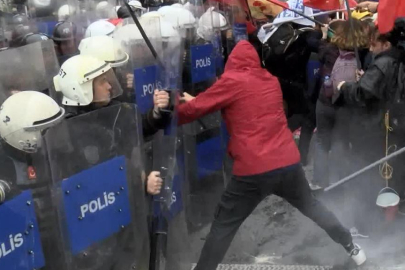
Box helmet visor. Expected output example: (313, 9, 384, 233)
(92, 69, 123, 103)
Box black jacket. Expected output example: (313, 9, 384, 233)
(339, 47, 405, 157)
(142, 108, 171, 139)
(341, 47, 404, 105)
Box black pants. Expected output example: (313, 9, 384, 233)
(194, 165, 352, 270)
(287, 104, 316, 166)
(314, 100, 337, 186)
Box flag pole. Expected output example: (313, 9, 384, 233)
(344, 0, 362, 69)
(264, 0, 327, 26)
(263, 8, 352, 29)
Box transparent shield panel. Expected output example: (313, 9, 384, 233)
(147, 2, 229, 270)
(0, 120, 64, 270)
(113, 16, 163, 104)
(44, 103, 150, 270)
(0, 40, 60, 103)
(182, 0, 222, 135)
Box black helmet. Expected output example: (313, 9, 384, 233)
(52, 21, 76, 43)
(9, 24, 32, 47)
(11, 14, 29, 26)
(22, 33, 50, 45)
(117, 6, 132, 19)
(389, 18, 405, 47)
(116, 5, 142, 19)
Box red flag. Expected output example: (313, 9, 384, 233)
(210, 0, 287, 33)
(303, 0, 356, 11)
(248, 0, 287, 20)
(264, 0, 288, 9)
(377, 0, 405, 34)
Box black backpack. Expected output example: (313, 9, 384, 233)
(262, 23, 297, 58)
(262, 23, 314, 79)
(262, 23, 313, 61)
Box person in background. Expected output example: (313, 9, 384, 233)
(320, 19, 370, 189)
(335, 20, 405, 236)
(312, 20, 345, 190)
(322, 19, 371, 237)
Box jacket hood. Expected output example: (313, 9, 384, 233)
(225, 40, 262, 72)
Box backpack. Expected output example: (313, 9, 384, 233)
(329, 51, 357, 98)
(262, 23, 313, 80)
(262, 23, 314, 59)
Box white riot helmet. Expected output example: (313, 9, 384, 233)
(0, 91, 65, 153)
(85, 20, 115, 38)
(58, 5, 75, 21)
(140, 13, 180, 40)
(53, 55, 123, 106)
(128, 0, 145, 10)
(157, 6, 196, 29)
(96, 1, 114, 18)
(78, 36, 129, 67)
(199, 7, 228, 30)
(197, 7, 228, 41)
(171, 3, 183, 9)
(32, 0, 52, 9)
(96, 1, 109, 11)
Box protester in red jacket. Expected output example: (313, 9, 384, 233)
(179, 41, 300, 176)
(176, 40, 366, 269)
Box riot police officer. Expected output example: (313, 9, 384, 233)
(53, 21, 78, 64)
(0, 91, 65, 269)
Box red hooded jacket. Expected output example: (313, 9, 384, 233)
(178, 41, 300, 176)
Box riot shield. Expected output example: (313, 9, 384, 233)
(0, 136, 62, 270)
(221, 0, 249, 56)
(2, 0, 63, 48)
(0, 39, 59, 103)
(113, 16, 163, 107)
(179, 0, 228, 233)
(150, 12, 183, 208)
(114, 13, 182, 208)
(53, 0, 117, 65)
(0, 42, 64, 270)
(43, 103, 150, 270)
(115, 9, 191, 270)
(197, 3, 228, 75)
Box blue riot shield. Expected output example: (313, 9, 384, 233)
(181, 0, 228, 231)
(0, 40, 64, 270)
(43, 103, 150, 270)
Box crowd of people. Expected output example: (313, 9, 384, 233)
(0, 0, 404, 269)
(307, 2, 405, 239)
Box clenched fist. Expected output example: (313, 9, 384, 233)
(147, 171, 163, 195)
(126, 74, 134, 89)
(154, 90, 170, 110)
